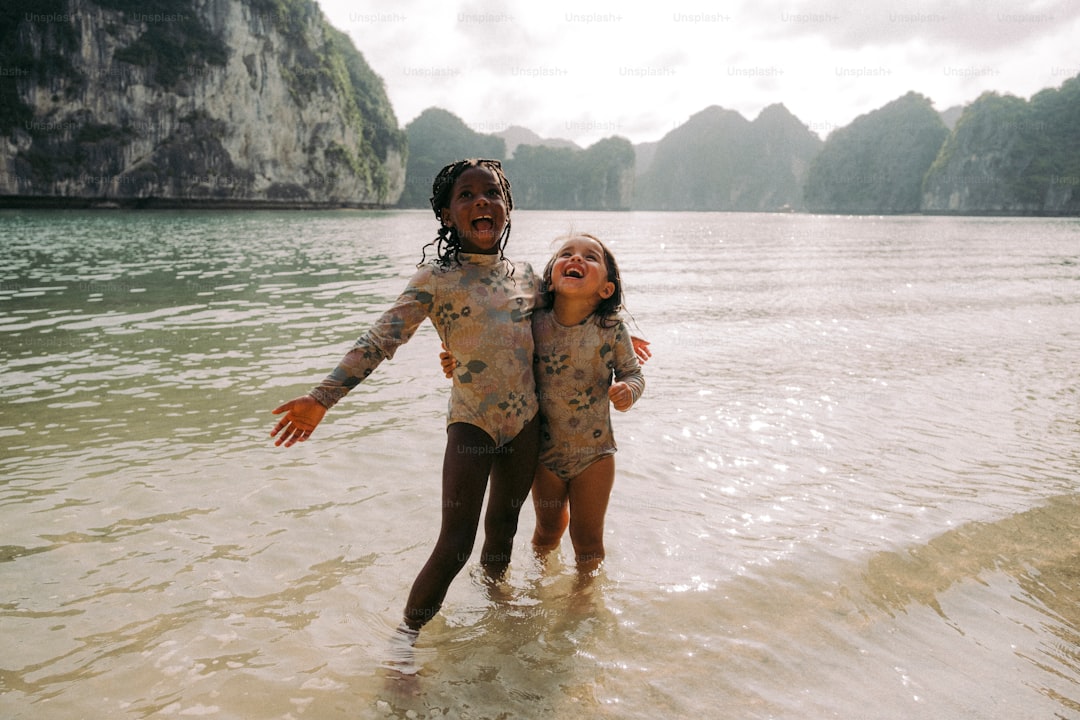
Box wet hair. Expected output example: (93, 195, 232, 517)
(420, 158, 514, 271)
(541, 232, 625, 329)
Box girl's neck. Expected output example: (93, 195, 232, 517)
(551, 295, 600, 326)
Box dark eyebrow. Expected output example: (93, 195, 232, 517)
(455, 179, 501, 192)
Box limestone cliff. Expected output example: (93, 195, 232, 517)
(1, 0, 406, 207)
(803, 92, 948, 214)
(507, 137, 635, 211)
(633, 104, 821, 212)
(922, 78, 1080, 215)
(397, 107, 505, 208)
(397, 107, 634, 211)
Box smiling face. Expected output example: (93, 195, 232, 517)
(438, 166, 509, 254)
(547, 235, 616, 303)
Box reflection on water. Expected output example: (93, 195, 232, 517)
(865, 494, 1080, 716)
(865, 494, 1080, 617)
(1, 210, 1079, 719)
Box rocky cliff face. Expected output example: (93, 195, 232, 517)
(633, 104, 821, 212)
(398, 106, 634, 211)
(803, 92, 948, 214)
(920, 93, 1037, 214)
(922, 80, 1080, 215)
(507, 137, 636, 211)
(397, 107, 506, 208)
(1, 0, 406, 207)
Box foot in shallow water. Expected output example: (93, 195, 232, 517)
(472, 563, 516, 603)
(380, 623, 420, 676)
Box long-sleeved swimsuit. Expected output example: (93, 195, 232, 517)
(532, 309, 645, 480)
(310, 252, 541, 447)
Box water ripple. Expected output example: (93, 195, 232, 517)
(2, 210, 1079, 719)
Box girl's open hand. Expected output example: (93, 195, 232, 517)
(271, 396, 327, 447)
(609, 382, 634, 412)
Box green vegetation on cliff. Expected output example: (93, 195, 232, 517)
(0, 1, 79, 134)
(98, 0, 228, 87)
(398, 108, 506, 207)
(399, 107, 635, 210)
(1022, 77, 1080, 208)
(922, 76, 1080, 214)
(1023, 81, 1080, 184)
(2, 0, 405, 206)
(804, 92, 948, 214)
(634, 104, 821, 211)
(506, 137, 635, 210)
(246, 0, 404, 199)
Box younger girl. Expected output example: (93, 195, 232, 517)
(270, 159, 541, 635)
(529, 233, 645, 572)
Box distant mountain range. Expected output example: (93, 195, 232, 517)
(804, 92, 950, 214)
(400, 109, 633, 211)
(402, 71, 1080, 215)
(401, 103, 821, 212)
(2, 0, 1077, 214)
(632, 103, 821, 212)
(496, 126, 580, 158)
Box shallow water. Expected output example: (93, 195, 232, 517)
(1, 209, 1078, 719)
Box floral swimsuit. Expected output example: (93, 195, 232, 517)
(310, 252, 540, 447)
(532, 309, 645, 480)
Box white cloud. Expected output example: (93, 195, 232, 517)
(318, 0, 1080, 144)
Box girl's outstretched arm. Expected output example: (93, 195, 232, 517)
(270, 396, 328, 447)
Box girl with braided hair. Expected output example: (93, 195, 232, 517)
(270, 159, 542, 643)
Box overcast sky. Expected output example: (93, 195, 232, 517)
(316, 0, 1080, 146)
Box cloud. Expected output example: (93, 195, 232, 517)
(750, 0, 1080, 52)
(319, 0, 1080, 144)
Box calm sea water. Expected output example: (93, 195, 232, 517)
(1, 209, 1078, 719)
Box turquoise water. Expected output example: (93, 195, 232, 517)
(1, 209, 1079, 718)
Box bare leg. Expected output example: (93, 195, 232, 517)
(402, 422, 494, 630)
(567, 455, 616, 574)
(480, 413, 540, 576)
(531, 462, 569, 556)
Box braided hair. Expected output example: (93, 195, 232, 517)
(420, 158, 514, 271)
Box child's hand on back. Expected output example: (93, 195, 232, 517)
(609, 382, 634, 412)
(439, 343, 457, 379)
(630, 336, 651, 364)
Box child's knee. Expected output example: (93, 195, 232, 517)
(533, 510, 568, 542)
(434, 532, 476, 569)
(572, 534, 605, 565)
(569, 527, 605, 558)
(485, 505, 523, 538)
(531, 523, 562, 547)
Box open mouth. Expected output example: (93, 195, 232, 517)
(471, 216, 494, 232)
(563, 267, 584, 278)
